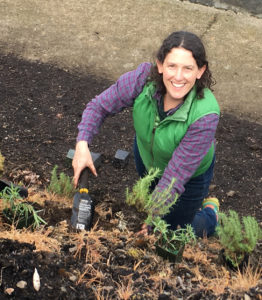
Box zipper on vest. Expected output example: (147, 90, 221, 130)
(150, 116, 160, 165)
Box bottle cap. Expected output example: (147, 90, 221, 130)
(79, 188, 89, 194)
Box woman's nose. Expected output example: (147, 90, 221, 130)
(173, 68, 183, 80)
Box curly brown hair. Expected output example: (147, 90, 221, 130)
(148, 31, 216, 99)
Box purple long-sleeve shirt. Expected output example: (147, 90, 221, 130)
(77, 62, 219, 198)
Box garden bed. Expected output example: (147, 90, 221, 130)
(0, 53, 261, 299)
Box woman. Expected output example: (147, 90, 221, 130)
(73, 31, 220, 237)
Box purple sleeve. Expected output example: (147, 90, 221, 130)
(77, 62, 151, 143)
(153, 113, 219, 201)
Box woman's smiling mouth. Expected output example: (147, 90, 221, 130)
(171, 82, 185, 88)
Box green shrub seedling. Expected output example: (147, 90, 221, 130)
(126, 169, 196, 257)
(126, 168, 179, 222)
(216, 210, 262, 268)
(0, 184, 46, 229)
(49, 165, 76, 197)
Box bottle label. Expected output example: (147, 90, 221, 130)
(76, 223, 85, 230)
(77, 199, 92, 224)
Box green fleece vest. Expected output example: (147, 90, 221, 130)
(133, 82, 220, 177)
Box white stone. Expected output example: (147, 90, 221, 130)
(16, 280, 27, 289)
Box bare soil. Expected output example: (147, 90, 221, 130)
(0, 54, 262, 299)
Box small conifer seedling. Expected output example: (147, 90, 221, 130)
(216, 210, 262, 268)
(126, 169, 196, 261)
(48, 165, 76, 197)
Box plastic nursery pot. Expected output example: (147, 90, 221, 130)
(0, 179, 28, 198)
(219, 249, 249, 272)
(155, 239, 185, 263)
(2, 208, 35, 229)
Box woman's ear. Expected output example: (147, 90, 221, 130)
(197, 64, 206, 79)
(156, 59, 163, 74)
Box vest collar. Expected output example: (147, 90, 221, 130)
(169, 86, 197, 122)
(147, 82, 197, 122)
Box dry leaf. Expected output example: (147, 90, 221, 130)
(5, 288, 14, 295)
(227, 190, 236, 197)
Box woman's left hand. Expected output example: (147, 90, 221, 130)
(136, 223, 149, 236)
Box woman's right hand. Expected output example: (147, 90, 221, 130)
(72, 141, 97, 188)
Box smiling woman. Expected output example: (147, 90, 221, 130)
(150, 31, 214, 102)
(156, 47, 206, 110)
(73, 30, 220, 238)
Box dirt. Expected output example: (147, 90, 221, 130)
(0, 54, 262, 299)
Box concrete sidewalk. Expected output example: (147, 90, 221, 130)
(0, 0, 261, 123)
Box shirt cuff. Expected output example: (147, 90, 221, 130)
(76, 131, 92, 144)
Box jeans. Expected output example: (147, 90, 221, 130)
(133, 137, 217, 237)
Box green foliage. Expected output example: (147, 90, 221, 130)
(0, 151, 5, 174)
(152, 216, 196, 253)
(48, 165, 76, 197)
(151, 217, 169, 239)
(126, 168, 178, 222)
(126, 168, 160, 212)
(1, 183, 21, 208)
(126, 169, 196, 253)
(216, 210, 262, 267)
(0, 184, 47, 229)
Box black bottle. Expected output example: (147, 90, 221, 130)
(71, 168, 94, 230)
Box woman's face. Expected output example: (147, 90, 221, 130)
(156, 47, 206, 104)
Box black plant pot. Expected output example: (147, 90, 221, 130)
(219, 249, 249, 272)
(155, 240, 185, 263)
(3, 208, 35, 229)
(0, 179, 28, 198)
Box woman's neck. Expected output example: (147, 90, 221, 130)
(163, 94, 184, 112)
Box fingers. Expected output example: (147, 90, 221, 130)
(89, 163, 97, 177)
(73, 168, 81, 188)
(73, 164, 97, 188)
(141, 223, 148, 231)
(72, 157, 83, 188)
(72, 141, 97, 188)
(135, 223, 149, 236)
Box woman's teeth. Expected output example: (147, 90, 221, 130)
(172, 82, 185, 88)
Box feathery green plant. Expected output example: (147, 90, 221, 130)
(1, 183, 21, 208)
(0, 184, 46, 229)
(126, 168, 160, 212)
(48, 165, 76, 197)
(126, 168, 178, 224)
(216, 210, 262, 267)
(126, 168, 196, 253)
(152, 216, 196, 252)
